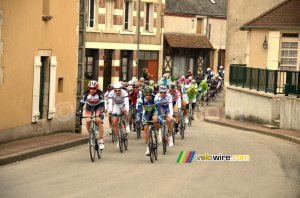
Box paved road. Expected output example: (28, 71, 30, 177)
(1, 113, 300, 197)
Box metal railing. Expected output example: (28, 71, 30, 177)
(229, 65, 300, 97)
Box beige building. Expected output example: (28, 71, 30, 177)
(163, 0, 227, 78)
(85, 0, 164, 91)
(225, 0, 285, 82)
(225, 0, 300, 131)
(0, 0, 79, 143)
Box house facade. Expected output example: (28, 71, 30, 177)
(163, 0, 227, 78)
(0, 0, 79, 143)
(85, 0, 164, 91)
(240, 0, 300, 71)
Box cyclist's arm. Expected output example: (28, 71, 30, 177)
(79, 90, 88, 110)
(168, 95, 173, 117)
(155, 96, 161, 117)
(136, 99, 143, 121)
(177, 93, 182, 109)
(124, 96, 129, 112)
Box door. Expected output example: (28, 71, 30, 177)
(103, 53, 112, 92)
(148, 60, 158, 82)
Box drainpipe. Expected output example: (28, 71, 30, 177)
(137, 0, 141, 78)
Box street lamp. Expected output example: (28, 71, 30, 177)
(263, 36, 268, 49)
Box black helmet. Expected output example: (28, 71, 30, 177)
(144, 87, 153, 94)
(107, 84, 113, 90)
(170, 84, 176, 90)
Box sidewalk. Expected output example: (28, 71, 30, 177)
(0, 132, 89, 166)
(202, 106, 300, 145)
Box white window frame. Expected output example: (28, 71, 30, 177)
(123, 0, 133, 31)
(105, 0, 114, 30)
(279, 35, 299, 70)
(87, 0, 98, 29)
(144, 3, 154, 33)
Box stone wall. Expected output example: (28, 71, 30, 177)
(280, 97, 300, 131)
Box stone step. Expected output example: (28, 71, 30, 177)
(262, 124, 279, 129)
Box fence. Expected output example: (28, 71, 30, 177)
(229, 65, 300, 97)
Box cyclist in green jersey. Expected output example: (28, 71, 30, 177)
(186, 85, 198, 120)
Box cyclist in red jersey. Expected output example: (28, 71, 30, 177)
(128, 83, 142, 131)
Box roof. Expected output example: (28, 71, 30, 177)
(165, 0, 227, 17)
(240, 0, 300, 30)
(164, 33, 213, 49)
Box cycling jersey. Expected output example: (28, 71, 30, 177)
(154, 93, 173, 117)
(186, 87, 198, 102)
(199, 80, 209, 93)
(108, 90, 129, 114)
(128, 90, 142, 106)
(168, 90, 181, 108)
(80, 89, 105, 107)
(137, 95, 161, 124)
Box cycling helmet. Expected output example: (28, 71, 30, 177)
(191, 79, 196, 84)
(144, 87, 153, 94)
(107, 84, 113, 90)
(207, 68, 211, 72)
(188, 76, 193, 80)
(219, 66, 223, 69)
(149, 80, 154, 86)
(215, 73, 219, 78)
(127, 86, 133, 91)
(170, 84, 176, 90)
(132, 77, 138, 83)
(153, 84, 159, 91)
(140, 77, 145, 82)
(114, 82, 122, 89)
(158, 80, 165, 86)
(132, 83, 139, 88)
(88, 80, 99, 88)
(181, 75, 185, 79)
(144, 80, 150, 85)
(159, 85, 168, 92)
(128, 80, 133, 85)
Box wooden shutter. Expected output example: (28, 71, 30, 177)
(197, 18, 202, 34)
(267, 31, 280, 70)
(48, 56, 57, 119)
(149, 4, 154, 32)
(32, 56, 42, 122)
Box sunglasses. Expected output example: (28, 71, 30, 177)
(145, 94, 152, 96)
(160, 92, 166, 94)
(114, 90, 121, 92)
(89, 88, 97, 90)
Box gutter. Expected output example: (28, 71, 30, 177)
(137, 0, 141, 78)
(240, 26, 300, 31)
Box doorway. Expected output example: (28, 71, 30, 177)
(103, 50, 112, 92)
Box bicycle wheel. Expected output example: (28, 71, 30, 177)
(162, 124, 167, 155)
(137, 124, 141, 139)
(153, 129, 158, 160)
(206, 92, 211, 105)
(124, 126, 128, 150)
(172, 122, 175, 144)
(180, 117, 185, 140)
(111, 128, 115, 143)
(188, 108, 192, 126)
(95, 138, 101, 159)
(89, 131, 96, 162)
(119, 128, 123, 153)
(149, 128, 154, 163)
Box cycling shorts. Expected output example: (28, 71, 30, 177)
(142, 109, 158, 125)
(111, 103, 125, 117)
(86, 104, 103, 116)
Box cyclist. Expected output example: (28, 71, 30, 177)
(138, 77, 145, 85)
(168, 83, 181, 133)
(206, 68, 214, 81)
(199, 80, 209, 105)
(137, 87, 161, 155)
(108, 82, 130, 148)
(155, 85, 173, 146)
(128, 83, 142, 131)
(218, 66, 225, 78)
(79, 80, 105, 149)
(153, 83, 159, 95)
(104, 84, 114, 134)
(186, 84, 198, 120)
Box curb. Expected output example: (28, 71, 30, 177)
(204, 118, 300, 145)
(0, 137, 89, 166)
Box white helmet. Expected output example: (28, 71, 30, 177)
(132, 77, 137, 83)
(140, 77, 144, 82)
(114, 82, 122, 89)
(128, 80, 133, 85)
(207, 68, 211, 72)
(219, 66, 223, 69)
(88, 80, 99, 89)
(184, 84, 190, 89)
(215, 73, 219, 78)
(188, 76, 193, 80)
(127, 86, 133, 91)
(181, 75, 185, 79)
(191, 79, 196, 84)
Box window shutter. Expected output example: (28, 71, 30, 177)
(149, 4, 154, 32)
(267, 31, 280, 70)
(48, 56, 57, 119)
(32, 56, 42, 122)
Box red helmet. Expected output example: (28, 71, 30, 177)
(88, 80, 99, 88)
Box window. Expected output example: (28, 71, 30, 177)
(280, 42, 298, 67)
(145, 3, 154, 32)
(196, 18, 203, 34)
(106, 0, 114, 29)
(173, 56, 187, 77)
(85, 57, 94, 79)
(87, 0, 95, 28)
(124, 1, 133, 31)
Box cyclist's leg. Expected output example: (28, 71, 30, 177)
(122, 105, 130, 132)
(173, 105, 179, 131)
(112, 104, 122, 137)
(95, 105, 104, 139)
(132, 106, 137, 130)
(85, 105, 94, 133)
(182, 100, 187, 116)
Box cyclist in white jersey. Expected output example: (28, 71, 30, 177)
(108, 82, 130, 148)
